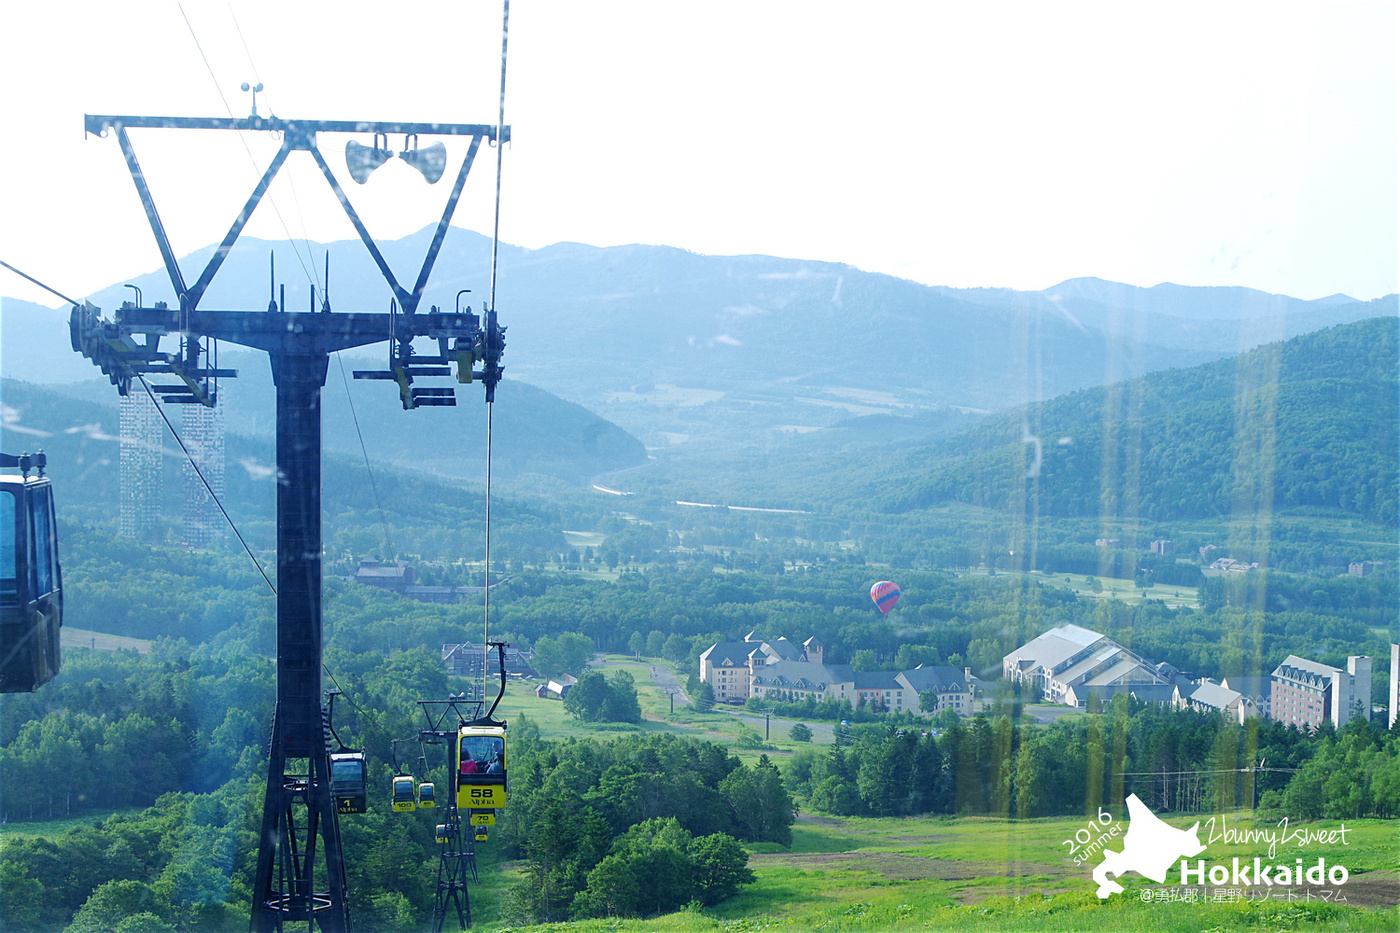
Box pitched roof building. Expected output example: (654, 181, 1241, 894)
(1221, 675, 1272, 719)
(1002, 624, 1173, 706)
(699, 634, 826, 705)
(749, 659, 853, 698)
(1062, 682, 1177, 709)
(1177, 679, 1259, 724)
(354, 559, 415, 593)
(703, 636, 979, 715)
(442, 643, 537, 678)
(897, 665, 975, 716)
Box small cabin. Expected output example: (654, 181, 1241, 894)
(391, 775, 417, 812)
(329, 752, 368, 814)
(456, 724, 507, 810)
(1, 453, 62, 693)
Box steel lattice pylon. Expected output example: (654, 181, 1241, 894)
(71, 111, 506, 933)
(414, 695, 485, 932)
(431, 808, 478, 931)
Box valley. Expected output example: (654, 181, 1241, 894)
(2, 238, 1396, 932)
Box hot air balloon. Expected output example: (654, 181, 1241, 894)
(870, 580, 901, 615)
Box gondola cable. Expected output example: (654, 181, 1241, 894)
(334, 352, 395, 557)
(322, 663, 371, 719)
(136, 375, 277, 595)
(481, 0, 510, 699)
(0, 259, 82, 307)
(482, 403, 494, 697)
(0, 261, 275, 596)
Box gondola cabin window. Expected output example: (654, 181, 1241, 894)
(459, 735, 505, 774)
(331, 757, 363, 788)
(29, 487, 54, 598)
(2, 490, 16, 605)
(391, 775, 417, 813)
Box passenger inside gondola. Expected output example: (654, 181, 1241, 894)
(331, 757, 365, 790)
(460, 735, 505, 774)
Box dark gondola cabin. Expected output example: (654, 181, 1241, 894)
(418, 781, 436, 808)
(1, 452, 61, 693)
(456, 724, 506, 809)
(329, 751, 368, 814)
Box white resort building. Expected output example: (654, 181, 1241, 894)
(1002, 624, 1175, 706)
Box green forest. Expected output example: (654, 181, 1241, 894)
(785, 697, 1399, 821)
(867, 316, 1399, 524)
(3, 639, 1397, 931)
(0, 645, 790, 930)
(613, 317, 1399, 536)
(2, 317, 1397, 931)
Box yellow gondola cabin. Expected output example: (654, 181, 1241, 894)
(391, 775, 417, 812)
(456, 723, 506, 810)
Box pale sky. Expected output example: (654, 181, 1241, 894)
(1, 1, 1396, 309)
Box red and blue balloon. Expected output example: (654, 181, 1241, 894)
(869, 580, 901, 615)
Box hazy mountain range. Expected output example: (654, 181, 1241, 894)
(5, 228, 1393, 451)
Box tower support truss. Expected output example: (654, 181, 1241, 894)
(71, 112, 508, 933)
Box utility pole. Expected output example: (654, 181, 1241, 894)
(71, 111, 507, 932)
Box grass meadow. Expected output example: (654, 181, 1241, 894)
(471, 812, 1398, 932)
(6, 657, 1393, 932)
(471, 669, 1397, 930)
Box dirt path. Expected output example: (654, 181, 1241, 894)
(646, 663, 691, 708)
(746, 849, 1075, 895)
(739, 712, 835, 744)
(62, 627, 152, 654)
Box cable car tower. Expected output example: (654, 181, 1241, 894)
(393, 641, 509, 931)
(69, 95, 509, 931)
(411, 692, 486, 931)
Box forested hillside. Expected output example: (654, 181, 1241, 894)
(4, 371, 647, 490)
(39, 537, 1398, 709)
(860, 317, 1398, 524)
(2, 561, 1395, 929)
(0, 642, 783, 929)
(0, 377, 610, 559)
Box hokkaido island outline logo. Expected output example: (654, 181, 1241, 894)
(1088, 794, 1351, 898)
(1093, 794, 1205, 897)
